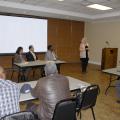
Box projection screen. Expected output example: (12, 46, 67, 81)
(0, 15, 48, 54)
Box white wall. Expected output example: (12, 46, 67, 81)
(85, 20, 120, 65)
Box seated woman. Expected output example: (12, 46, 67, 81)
(14, 47, 26, 63)
(14, 47, 30, 81)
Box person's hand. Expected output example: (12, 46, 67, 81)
(23, 61, 29, 64)
(85, 48, 89, 50)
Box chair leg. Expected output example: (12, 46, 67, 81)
(18, 72, 21, 83)
(11, 71, 14, 79)
(33, 70, 35, 79)
(79, 111, 81, 120)
(41, 68, 45, 77)
(80, 111, 82, 120)
(91, 107, 95, 120)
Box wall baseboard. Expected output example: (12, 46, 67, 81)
(89, 61, 101, 65)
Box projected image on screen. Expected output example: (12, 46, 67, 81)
(0, 15, 47, 54)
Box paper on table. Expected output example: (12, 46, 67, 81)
(77, 84, 87, 92)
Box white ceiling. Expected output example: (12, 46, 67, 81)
(0, 0, 120, 21)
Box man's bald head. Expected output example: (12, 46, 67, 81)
(44, 61, 58, 76)
(0, 66, 6, 79)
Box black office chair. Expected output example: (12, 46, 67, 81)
(0, 111, 38, 120)
(52, 98, 77, 120)
(76, 85, 100, 120)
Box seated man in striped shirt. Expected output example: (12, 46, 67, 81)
(0, 66, 20, 118)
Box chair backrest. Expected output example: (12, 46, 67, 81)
(0, 111, 37, 120)
(52, 98, 76, 120)
(80, 85, 100, 109)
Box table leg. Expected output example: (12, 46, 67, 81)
(41, 67, 45, 77)
(105, 75, 115, 95)
(18, 68, 26, 82)
(57, 64, 60, 73)
(22, 70, 26, 81)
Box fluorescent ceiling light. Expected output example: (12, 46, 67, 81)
(58, 0, 64, 1)
(87, 4, 112, 10)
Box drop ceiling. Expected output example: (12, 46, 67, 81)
(0, 0, 120, 21)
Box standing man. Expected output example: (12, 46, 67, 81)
(45, 45, 58, 61)
(26, 45, 38, 61)
(0, 66, 20, 119)
(79, 37, 89, 73)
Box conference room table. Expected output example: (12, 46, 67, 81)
(14, 60, 66, 82)
(102, 67, 120, 95)
(19, 76, 90, 102)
